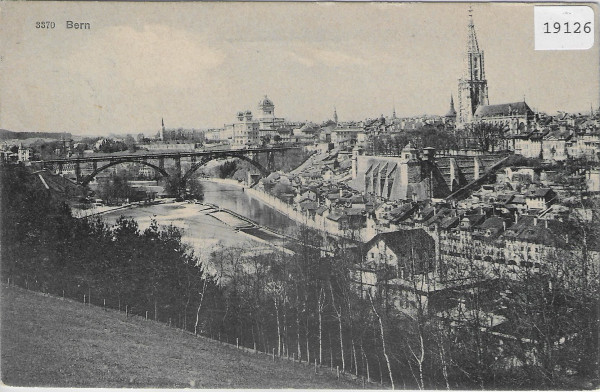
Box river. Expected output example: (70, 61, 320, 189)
(100, 180, 299, 269)
(200, 181, 299, 236)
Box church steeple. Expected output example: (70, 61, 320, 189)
(446, 94, 457, 118)
(458, 6, 489, 127)
(160, 117, 165, 141)
(466, 6, 480, 54)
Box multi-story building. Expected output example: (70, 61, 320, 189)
(17, 144, 32, 162)
(331, 126, 365, 147)
(568, 131, 600, 161)
(220, 96, 285, 146)
(541, 129, 571, 161)
(224, 110, 260, 147)
(256, 96, 285, 140)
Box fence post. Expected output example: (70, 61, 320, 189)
(62, 290, 65, 299)
(169, 318, 172, 327)
(337, 366, 340, 379)
(126, 305, 128, 318)
(88, 288, 91, 306)
(145, 311, 148, 320)
(272, 348, 275, 361)
(103, 299, 106, 310)
(236, 338, 239, 349)
(83, 294, 86, 304)
(314, 358, 317, 374)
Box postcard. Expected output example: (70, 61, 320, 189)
(1, 1, 599, 390)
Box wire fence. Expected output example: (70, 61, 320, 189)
(3, 277, 384, 389)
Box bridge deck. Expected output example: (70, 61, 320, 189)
(36, 146, 298, 164)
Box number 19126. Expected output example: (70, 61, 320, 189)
(544, 21, 591, 34)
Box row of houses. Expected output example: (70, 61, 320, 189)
(511, 128, 600, 161)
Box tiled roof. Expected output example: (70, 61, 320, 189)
(527, 188, 553, 198)
(365, 229, 435, 259)
(474, 101, 534, 118)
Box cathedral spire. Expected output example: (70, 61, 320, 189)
(457, 6, 489, 126)
(466, 6, 480, 53)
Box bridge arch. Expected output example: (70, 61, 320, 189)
(181, 153, 270, 185)
(81, 160, 169, 186)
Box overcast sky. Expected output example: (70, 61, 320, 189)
(1, 2, 598, 136)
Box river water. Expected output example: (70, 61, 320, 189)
(200, 181, 299, 236)
(100, 181, 299, 269)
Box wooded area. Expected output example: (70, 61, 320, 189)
(1, 164, 598, 389)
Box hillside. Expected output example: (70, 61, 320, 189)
(0, 285, 360, 388)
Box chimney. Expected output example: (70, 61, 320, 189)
(339, 188, 343, 198)
(534, 217, 538, 226)
(502, 221, 506, 231)
(544, 220, 548, 229)
(514, 211, 519, 223)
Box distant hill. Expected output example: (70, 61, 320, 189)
(0, 129, 72, 141)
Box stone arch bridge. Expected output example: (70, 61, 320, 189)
(37, 147, 296, 193)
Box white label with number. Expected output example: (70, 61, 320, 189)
(535, 6, 595, 50)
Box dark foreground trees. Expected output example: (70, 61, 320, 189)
(1, 165, 217, 331)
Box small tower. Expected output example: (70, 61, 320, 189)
(392, 106, 397, 120)
(258, 95, 275, 117)
(160, 118, 165, 141)
(333, 107, 338, 125)
(445, 94, 457, 125)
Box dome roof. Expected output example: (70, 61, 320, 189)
(245, 110, 252, 115)
(259, 95, 274, 107)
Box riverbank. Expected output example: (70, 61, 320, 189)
(200, 178, 370, 241)
(72, 199, 175, 219)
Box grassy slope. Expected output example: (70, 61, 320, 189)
(1, 285, 360, 388)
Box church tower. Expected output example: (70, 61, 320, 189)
(333, 107, 338, 124)
(445, 94, 457, 125)
(457, 7, 489, 126)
